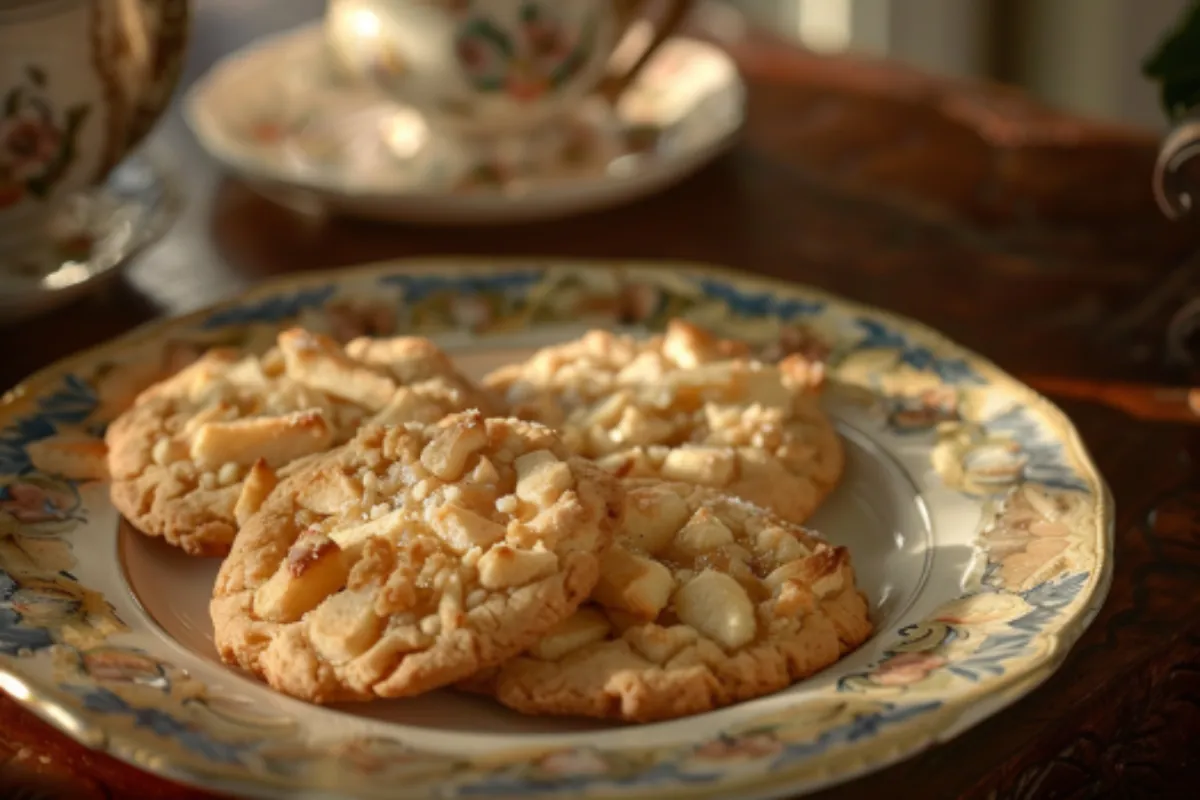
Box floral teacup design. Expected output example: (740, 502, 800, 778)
(325, 0, 694, 167)
(0, 0, 188, 256)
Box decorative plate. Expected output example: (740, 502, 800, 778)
(0, 259, 1111, 799)
(184, 24, 745, 224)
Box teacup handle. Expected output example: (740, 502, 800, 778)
(600, 0, 697, 102)
(124, 0, 192, 154)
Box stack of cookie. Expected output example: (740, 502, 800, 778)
(108, 321, 871, 723)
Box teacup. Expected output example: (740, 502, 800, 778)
(325, 0, 695, 166)
(0, 0, 189, 260)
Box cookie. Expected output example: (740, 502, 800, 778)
(474, 480, 871, 722)
(210, 412, 622, 703)
(485, 321, 842, 524)
(106, 328, 494, 556)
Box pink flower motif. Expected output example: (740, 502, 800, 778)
(526, 22, 568, 59)
(505, 63, 549, 102)
(457, 38, 486, 70)
(82, 648, 167, 687)
(248, 120, 287, 145)
(0, 109, 61, 182)
(694, 733, 783, 761)
(0, 480, 77, 525)
(536, 749, 609, 777)
(869, 651, 948, 686)
(888, 387, 960, 432)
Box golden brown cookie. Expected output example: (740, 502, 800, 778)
(105, 328, 494, 556)
(474, 480, 871, 722)
(485, 321, 842, 524)
(210, 412, 622, 703)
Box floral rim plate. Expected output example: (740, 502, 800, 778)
(184, 24, 745, 224)
(0, 258, 1111, 799)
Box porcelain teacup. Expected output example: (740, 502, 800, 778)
(0, 0, 189, 264)
(325, 0, 695, 168)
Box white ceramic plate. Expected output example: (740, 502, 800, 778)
(184, 24, 746, 225)
(0, 258, 1112, 799)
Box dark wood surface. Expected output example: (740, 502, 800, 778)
(2, 2, 1199, 798)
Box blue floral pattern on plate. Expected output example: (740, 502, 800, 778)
(853, 318, 986, 385)
(0, 260, 1110, 800)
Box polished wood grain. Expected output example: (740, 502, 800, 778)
(2, 2, 1199, 799)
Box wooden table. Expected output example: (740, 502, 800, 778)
(2, 2, 1198, 798)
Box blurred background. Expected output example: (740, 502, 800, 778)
(190, 0, 1189, 130)
(733, 0, 1186, 129)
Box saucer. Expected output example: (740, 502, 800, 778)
(0, 154, 181, 324)
(184, 23, 746, 225)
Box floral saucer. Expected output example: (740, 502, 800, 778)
(0, 259, 1111, 799)
(0, 155, 181, 324)
(184, 24, 746, 224)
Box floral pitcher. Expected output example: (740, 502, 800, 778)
(0, 0, 189, 258)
